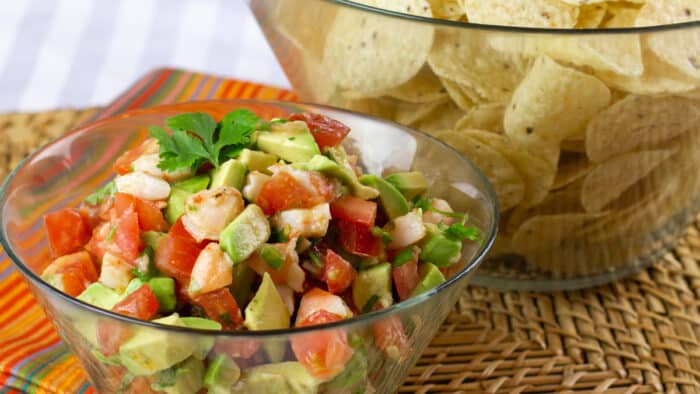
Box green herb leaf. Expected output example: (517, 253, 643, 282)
(361, 294, 380, 313)
(152, 109, 259, 171)
(106, 225, 116, 242)
(371, 226, 393, 244)
(309, 251, 324, 268)
(392, 247, 415, 267)
(444, 223, 481, 241)
(85, 181, 116, 205)
(260, 244, 284, 270)
(219, 312, 233, 327)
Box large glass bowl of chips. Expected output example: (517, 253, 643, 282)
(249, 0, 700, 290)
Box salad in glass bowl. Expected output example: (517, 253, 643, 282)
(3, 101, 497, 393)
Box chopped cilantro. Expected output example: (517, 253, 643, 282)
(220, 312, 233, 327)
(361, 294, 379, 313)
(371, 226, 393, 244)
(444, 223, 481, 241)
(260, 244, 284, 270)
(414, 197, 467, 220)
(105, 225, 116, 242)
(85, 181, 116, 205)
(150, 109, 261, 171)
(392, 247, 415, 267)
(309, 251, 324, 268)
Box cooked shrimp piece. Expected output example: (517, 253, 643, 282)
(114, 171, 171, 201)
(422, 198, 457, 225)
(388, 210, 426, 250)
(181, 186, 244, 242)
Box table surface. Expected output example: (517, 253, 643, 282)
(0, 0, 290, 113)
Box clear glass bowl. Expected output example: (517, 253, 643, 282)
(0, 100, 498, 393)
(248, 0, 700, 290)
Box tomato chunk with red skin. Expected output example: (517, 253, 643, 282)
(372, 315, 409, 361)
(330, 196, 377, 227)
(392, 253, 420, 301)
(154, 234, 201, 283)
(323, 249, 356, 294)
(115, 192, 168, 232)
(113, 140, 154, 175)
(112, 201, 143, 262)
(98, 285, 159, 356)
(169, 217, 210, 249)
(43, 251, 98, 296)
(255, 171, 332, 215)
(44, 208, 92, 257)
(335, 219, 382, 257)
(191, 288, 243, 330)
(289, 113, 351, 149)
(291, 310, 353, 380)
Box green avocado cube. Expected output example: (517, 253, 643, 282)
(239, 148, 277, 174)
(359, 174, 409, 219)
(204, 354, 240, 394)
(166, 175, 210, 224)
(77, 283, 122, 310)
(142, 231, 165, 251)
(256, 120, 320, 163)
(245, 273, 290, 331)
(353, 263, 393, 312)
(210, 159, 247, 190)
(149, 277, 176, 313)
(152, 357, 205, 394)
(410, 263, 446, 297)
(420, 233, 462, 267)
(181, 317, 222, 360)
(384, 171, 428, 200)
(234, 362, 319, 394)
(119, 314, 195, 376)
(297, 154, 378, 200)
(173, 175, 211, 193)
(220, 204, 271, 264)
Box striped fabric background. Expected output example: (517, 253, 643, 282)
(0, 69, 296, 393)
(0, 0, 290, 113)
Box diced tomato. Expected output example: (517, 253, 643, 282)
(213, 339, 261, 359)
(112, 284, 160, 319)
(112, 202, 143, 261)
(255, 171, 332, 215)
(289, 113, 351, 149)
(372, 315, 409, 361)
(392, 250, 420, 301)
(191, 288, 243, 330)
(97, 285, 159, 356)
(323, 249, 355, 294)
(330, 196, 377, 227)
(169, 217, 209, 249)
(115, 192, 168, 232)
(154, 234, 201, 282)
(113, 139, 155, 175)
(291, 309, 353, 380)
(245, 240, 306, 293)
(43, 251, 98, 296)
(78, 199, 112, 230)
(335, 220, 382, 257)
(44, 208, 92, 257)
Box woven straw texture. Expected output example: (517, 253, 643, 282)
(2, 108, 700, 394)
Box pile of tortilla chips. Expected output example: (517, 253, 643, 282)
(274, 0, 700, 278)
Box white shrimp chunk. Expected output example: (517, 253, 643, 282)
(388, 209, 426, 250)
(115, 171, 171, 201)
(99, 252, 134, 293)
(181, 186, 244, 242)
(422, 198, 457, 225)
(242, 171, 271, 202)
(271, 203, 331, 238)
(131, 153, 192, 182)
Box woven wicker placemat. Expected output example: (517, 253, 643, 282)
(3, 109, 700, 394)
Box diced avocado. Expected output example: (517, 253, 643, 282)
(233, 362, 319, 394)
(173, 175, 211, 193)
(149, 277, 176, 313)
(142, 231, 165, 251)
(384, 171, 428, 200)
(420, 232, 462, 267)
(119, 313, 195, 376)
(410, 263, 446, 297)
(327, 334, 367, 390)
(256, 120, 320, 163)
(298, 155, 377, 201)
(166, 175, 211, 224)
(245, 273, 290, 331)
(91, 348, 121, 366)
(152, 357, 205, 394)
(230, 263, 256, 307)
(180, 317, 221, 360)
(204, 354, 240, 394)
(239, 148, 278, 174)
(325, 147, 381, 200)
(359, 174, 410, 219)
(166, 188, 191, 224)
(77, 282, 122, 310)
(210, 159, 247, 190)
(353, 262, 393, 312)
(123, 278, 146, 296)
(220, 204, 271, 264)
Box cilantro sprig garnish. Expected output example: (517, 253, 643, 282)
(443, 223, 481, 242)
(150, 109, 263, 171)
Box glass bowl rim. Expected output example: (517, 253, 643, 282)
(325, 0, 700, 34)
(0, 99, 499, 338)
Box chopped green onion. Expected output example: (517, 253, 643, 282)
(371, 226, 392, 244)
(309, 251, 324, 268)
(260, 244, 284, 270)
(361, 294, 380, 313)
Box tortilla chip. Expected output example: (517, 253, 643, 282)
(387, 66, 448, 103)
(463, 0, 578, 28)
(455, 104, 505, 133)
